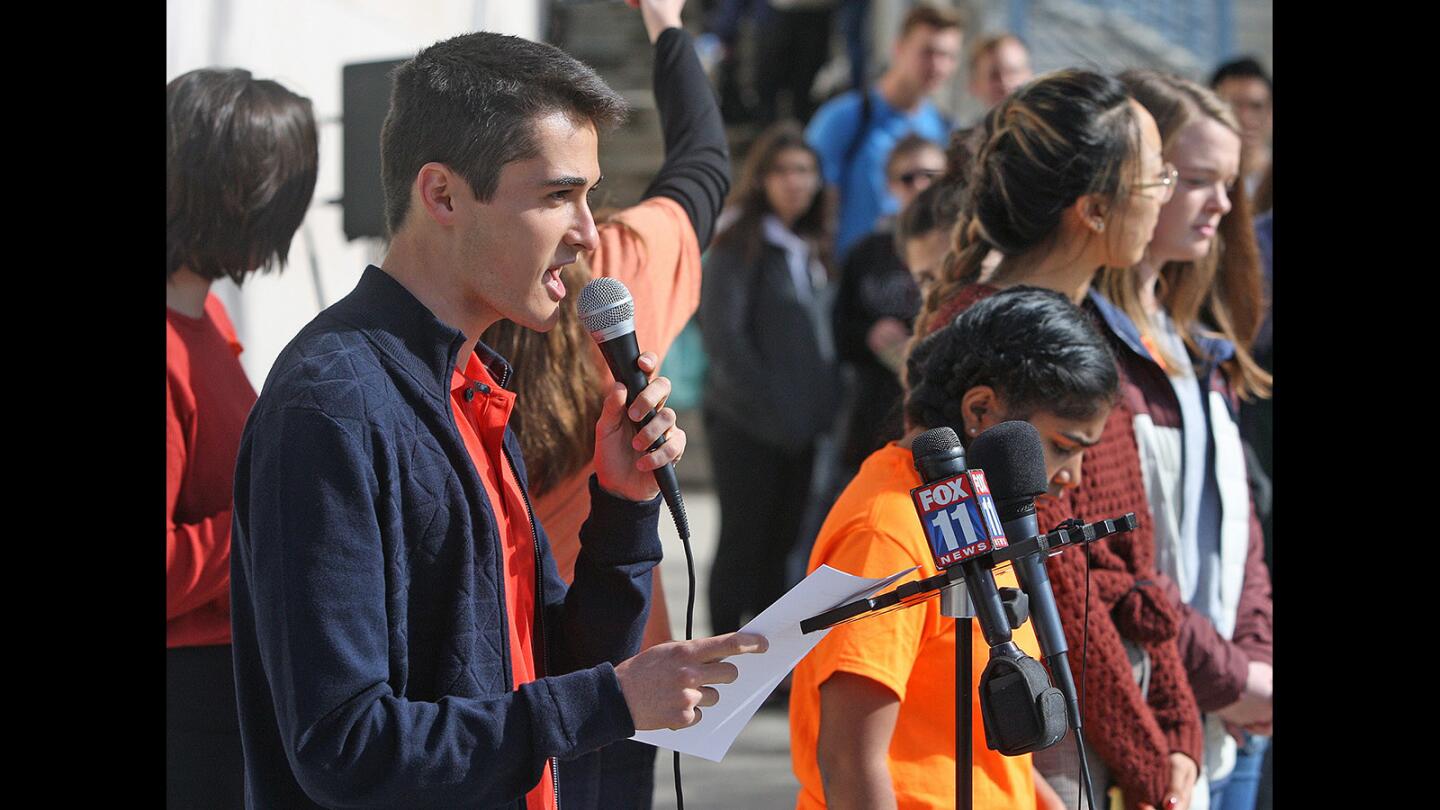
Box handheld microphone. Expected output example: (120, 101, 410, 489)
(577, 277, 689, 539)
(967, 422, 1083, 732)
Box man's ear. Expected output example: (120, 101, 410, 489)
(959, 385, 1005, 438)
(415, 162, 460, 226)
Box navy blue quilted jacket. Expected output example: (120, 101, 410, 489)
(230, 266, 663, 809)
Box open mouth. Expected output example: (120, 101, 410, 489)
(543, 266, 567, 301)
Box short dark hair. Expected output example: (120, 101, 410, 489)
(905, 286, 1119, 431)
(167, 68, 318, 285)
(898, 4, 964, 40)
(381, 32, 629, 236)
(1209, 57, 1272, 93)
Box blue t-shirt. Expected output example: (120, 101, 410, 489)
(805, 87, 951, 260)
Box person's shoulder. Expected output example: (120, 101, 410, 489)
(813, 447, 926, 560)
(807, 90, 865, 140)
(254, 313, 386, 422)
(913, 100, 952, 133)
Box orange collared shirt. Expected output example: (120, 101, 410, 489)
(450, 353, 556, 810)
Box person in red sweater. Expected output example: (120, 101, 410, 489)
(914, 70, 1206, 810)
(166, 67, 318, 809)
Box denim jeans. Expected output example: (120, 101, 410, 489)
(1209, 733, 1271, 810)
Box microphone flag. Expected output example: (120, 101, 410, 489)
(910, 470, 1007, 568)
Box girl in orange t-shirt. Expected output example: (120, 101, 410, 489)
(791, 287, 1120, 810)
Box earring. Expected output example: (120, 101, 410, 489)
(968, 427, 979, 435)
(1093, 219, 1106, 233)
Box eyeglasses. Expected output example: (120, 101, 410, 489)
(1132, 163, 1178, 203)
(895, 169, 942, 187)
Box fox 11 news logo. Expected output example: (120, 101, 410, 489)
(910, 470, 1007, 568)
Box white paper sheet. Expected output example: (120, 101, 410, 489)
(631, 563, 917, 761)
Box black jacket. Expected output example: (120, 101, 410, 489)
(699, 236, 842, 452)
(231, 266, 662, 808)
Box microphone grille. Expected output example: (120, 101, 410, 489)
(577, 277, 635, 333)
(967, 421, 1048, 501)
(912, 426, 961, 460)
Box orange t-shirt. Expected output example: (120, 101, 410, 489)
(790, 443, 1041, 810)
(450, 354, 555, 810)
(533, 195, 701, 650)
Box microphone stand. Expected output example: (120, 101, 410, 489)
(941, 583, 976, 810)
(800, 513, 1138, 810)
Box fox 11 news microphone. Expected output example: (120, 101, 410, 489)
(908, 426, 1067, 776)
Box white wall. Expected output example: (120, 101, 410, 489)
(167, 0, 543, 388)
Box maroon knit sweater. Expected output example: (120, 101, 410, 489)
(926, 284, 1204, 809)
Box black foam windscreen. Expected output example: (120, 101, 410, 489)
(342, 58, 406, 241)
(968, 421, 1048, 504)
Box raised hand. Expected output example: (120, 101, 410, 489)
(627, 0, 686, 44)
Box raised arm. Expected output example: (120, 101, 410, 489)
(636, 0, 731, 248)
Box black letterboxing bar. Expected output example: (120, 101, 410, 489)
(799, 513, 1138, 635)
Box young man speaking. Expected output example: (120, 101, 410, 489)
(228, 6, 765, 807)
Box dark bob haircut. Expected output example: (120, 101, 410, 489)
(167, 68, 318, 285)
(381, 32, 629, 236)
(905, 286, 1119, 432)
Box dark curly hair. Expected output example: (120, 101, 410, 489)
(904, 286, 1118, 436)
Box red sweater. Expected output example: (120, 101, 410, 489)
(167, 294, 256, 648)
(925, 284, 1204, 809)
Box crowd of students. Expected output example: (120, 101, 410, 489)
(167, 2, 1272, 807)
(698, 5, 1274, 810)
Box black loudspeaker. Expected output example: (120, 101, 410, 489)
(342, 58, 405, 241)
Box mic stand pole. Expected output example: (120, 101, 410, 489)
(940, 583, 975, 810)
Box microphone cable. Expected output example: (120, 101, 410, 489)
(1075, 538, 1095, 810)
(673, 503, 695, 810)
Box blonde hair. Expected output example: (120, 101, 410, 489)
(1100, 70, 1271, 400)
